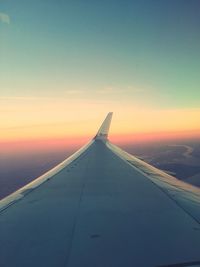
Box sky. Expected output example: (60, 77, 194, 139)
(1, 0, 200, 149)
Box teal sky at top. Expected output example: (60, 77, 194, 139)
(1, 0, 200, 108)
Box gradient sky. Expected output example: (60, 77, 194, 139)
(1, 0, 200, 145)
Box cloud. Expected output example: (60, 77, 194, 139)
(0, 12, 10, 24)
(97, 86, 145, 95)
(97, 87, 115, 94)
(0, 96, 42, 100)
(66, 90, 83, 95)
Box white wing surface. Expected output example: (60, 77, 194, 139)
(1, 113, 200, 267)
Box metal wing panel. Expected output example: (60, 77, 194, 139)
(107, 141, 200, 223)
(0, 140, 94, 213)
(1, 141, 200, 267)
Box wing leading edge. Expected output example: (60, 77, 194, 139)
(1, 113, 200, 267)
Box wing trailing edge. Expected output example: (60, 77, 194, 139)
(95, 112, 113, 141)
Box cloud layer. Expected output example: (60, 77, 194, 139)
(0, 12, 10, 24)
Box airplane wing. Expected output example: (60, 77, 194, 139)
(1, 113, 200, 267)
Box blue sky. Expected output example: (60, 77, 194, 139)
(1, 0, 200, 107)
(1, 0, 200, 143)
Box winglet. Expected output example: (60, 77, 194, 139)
(95, 112, 113, 141)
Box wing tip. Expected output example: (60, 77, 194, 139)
(95, 112, 113, 141)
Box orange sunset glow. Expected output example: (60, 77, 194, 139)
(1, 96, 200, 155)
(1, 97, 200, 143)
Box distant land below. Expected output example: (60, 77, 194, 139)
(0, 138, 200, 200)
(122, 139, 200, 188)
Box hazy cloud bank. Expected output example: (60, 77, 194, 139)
(0, 12, 10, 24)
